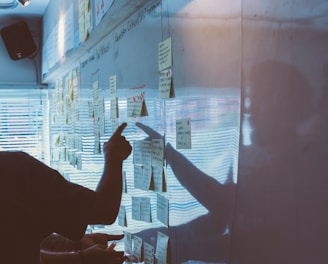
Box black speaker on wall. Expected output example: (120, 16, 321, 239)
(0, 21, 36, 60)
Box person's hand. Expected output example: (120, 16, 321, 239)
(80, 233, 124, 250)
(104, 122, 132, 161)
(81, 244, 126, 264)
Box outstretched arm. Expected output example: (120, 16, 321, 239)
(41, 233, 124, 252)
(89, 123, 132, 224)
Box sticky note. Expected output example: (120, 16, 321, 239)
(132, 196, 141, 221)
(124, 232, 133, 255)
(141, 165, 152, 191)
(110, 97, 119, 119)
(109, 75, 117, 97)
(127, 91, 148, 117)
(144, 242, 154, 264)
(133, 140, 143, 165)
(152, 166, 166, 192)
(176, 118, 192, 149)
(157, 193, 169, 226)
(92, 79, 99, 101)
(140, 197, 152, 223)
(159, 68, 174, 99)
(133, 235, 143, 261)
(151, 139, 164, 166)
(134, 165, 143, 190)
(142, 140, 152, 166)
(155, 232, 169, 264)
(133, 140, 152, 165)
(158, 37, 172, 71)
(127, 96, 134, 118)
(118, 205, 127, 227)
(134, 165, 152, 191)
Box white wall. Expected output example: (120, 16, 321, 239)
(231, 1, 328, 263)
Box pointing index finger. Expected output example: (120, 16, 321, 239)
(113, 122, 127, 137)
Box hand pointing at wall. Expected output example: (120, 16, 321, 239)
(92, 122, 132, 224)
(103, 122, 132, 161)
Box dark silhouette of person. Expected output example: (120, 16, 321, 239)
(0, 123, 132, 264)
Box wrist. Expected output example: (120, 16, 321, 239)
(104, 159, 123, 169)
(106, 154, 125, 163)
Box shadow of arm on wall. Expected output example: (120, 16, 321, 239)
(134, 122, 236, 263)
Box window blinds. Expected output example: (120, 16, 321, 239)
(0, 88, 50, 164)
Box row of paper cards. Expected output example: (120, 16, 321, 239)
(124, 231, 169, 264)
(51, 113, 192, 164)
(118, 192, 169, 227)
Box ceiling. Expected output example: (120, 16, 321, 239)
(0, 0, 49, 20)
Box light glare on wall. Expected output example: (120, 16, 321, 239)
(57, 12, 65, 59)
